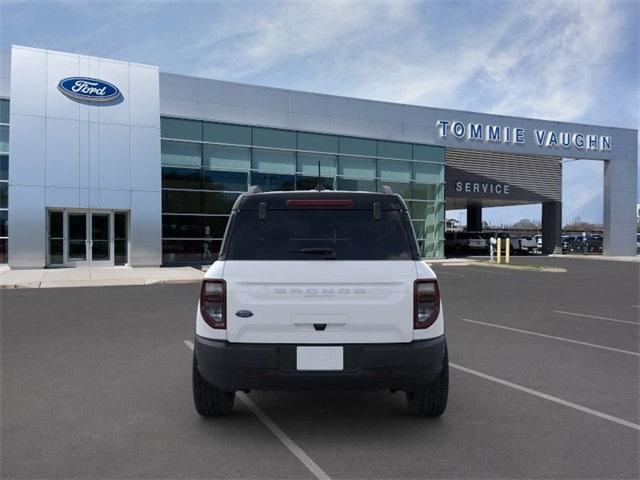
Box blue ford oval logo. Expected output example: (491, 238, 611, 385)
(58, 77, 121, 102)
(235, 310, 254, 318)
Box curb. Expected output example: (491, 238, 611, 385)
(471, 262, 566, 273)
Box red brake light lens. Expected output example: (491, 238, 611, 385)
(414, 280, 440, 329)
(200, 279, 226, 329)
(286, 199, 354, 208)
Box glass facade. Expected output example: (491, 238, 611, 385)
(160, 117, 445, 264)
(0, 99, 8, 264)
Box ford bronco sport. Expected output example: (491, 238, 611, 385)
(192, 188, 448, 417)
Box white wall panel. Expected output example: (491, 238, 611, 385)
(10, 47, 46, 116)
(46, 186, 79, 207)
(130, 125, 160, 191)
(197, 102, 244, 124)
(46, 117, 80, 188)
(130, 66, 160, 128)
(8, 185, 46, 267)
(100, 189, 131, 209)
(198, 78, 244, 106)
(130, 190, 161, 265)
(98, 60, 130, 125)
(46, 51, 80, 121)
(9, 114, 46, 186)
(244, 85, 288, 112)
(243, 107, 288, 128)
(98, 122, 130, 190)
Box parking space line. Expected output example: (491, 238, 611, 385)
(554, 310, 639, 326)
(450, 363, 640, 431)
(431, 270, 466, 278)
(455, 267, 510, 276)
(461, 318, 640, 357)
(184, 340, 330, 480)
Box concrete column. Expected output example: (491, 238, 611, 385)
(542, 201, 562, 254)
(467, 205, 482, 232)
(603, 154, 637, 256)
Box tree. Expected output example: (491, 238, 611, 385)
(509, 218, 540, 230)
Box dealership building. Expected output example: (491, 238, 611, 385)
(0, 45, 637, 268)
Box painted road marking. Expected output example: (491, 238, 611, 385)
(554, 310, 639, 326)
(450, 363, 640, 431)
(184, 340, 331, 480)
(432, 270, 466, 278)
(456, 267, 510, 276)
(461, 318, 639, 357)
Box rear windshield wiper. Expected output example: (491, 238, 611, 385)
(290, 247, 337, 258)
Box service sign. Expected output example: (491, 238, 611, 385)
(58, 77, 121, 102)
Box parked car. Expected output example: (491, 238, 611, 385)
(192, 189, 448, 417)
(445, 231, 487, 254)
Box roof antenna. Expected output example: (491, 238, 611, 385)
(315, 160, 324, 191)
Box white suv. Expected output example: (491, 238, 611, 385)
(192, 189, 448, 417)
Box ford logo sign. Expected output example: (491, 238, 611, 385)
(57, 77, 121, 102)
(235, 310, 254, 318)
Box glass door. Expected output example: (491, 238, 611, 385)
(66, 212, 89, 266)
(90, 213, 112, 266)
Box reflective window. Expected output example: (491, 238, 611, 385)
(161, 141, 201, 167)
(296, 176, 334, 190)
(162, 239, 222, 263)
(163, 215, 204, 238)
(250, 172, 295, 192)
(202, 170, 247, 192)
(380, 181, 411, 198)
(162, 190, 202, 214)
(0, 99, 8, 124)
(203, 145, 250, 171)
(0, 126, 8, 153)
(0, 155, 7, 181)
(161, 117, 202, 141)
(0, 210, 7, 237)
(0, 183, 6, 208)
(297, 153, 336, 177)
(413, 163, 443, 183)
(162, 167, 202, 190)
(339, 137, 376, 156)
(202, 216, 229, 238)
(378, 141, 411, 160)
(202, 192, 240, 214)
(297, 132, 338, 153)
(338, 156, 375, 179)
(114, 212, 128, 266)
(0, 239, 6, 263)
(378, 160, 411, 182)
(413, 182, 444, 201)
(413, 144, 445, 163)
(252, 149, 295, 174)
(252, 127, 296, 149)
(203, 122, 251, 145)
(337, 177, 376, 191)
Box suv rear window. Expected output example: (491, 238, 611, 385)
(223, 208, 419, 260)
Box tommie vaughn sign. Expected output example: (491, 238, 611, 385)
(58, 77, 121, 102)
(436, 120, 612, 152)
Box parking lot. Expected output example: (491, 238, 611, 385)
(1, 257, 638, 479)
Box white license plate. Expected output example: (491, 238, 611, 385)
(296, 346, 344, 371)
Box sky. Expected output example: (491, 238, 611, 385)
(1, 0, 638, 226)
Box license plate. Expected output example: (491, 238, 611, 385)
(296, 346, 343, 371)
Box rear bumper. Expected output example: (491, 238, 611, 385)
(194, 335, 447, 392)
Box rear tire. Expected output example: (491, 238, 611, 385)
(193, 355, 235, 416)
(406, 349, 449, 417)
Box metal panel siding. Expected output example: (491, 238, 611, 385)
(445, 148, 561, 202)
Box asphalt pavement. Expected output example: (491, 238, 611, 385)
(1, 257, 638, 479)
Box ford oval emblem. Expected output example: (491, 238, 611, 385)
(235, 310, 254, 318)
(58, 77, 121, 102)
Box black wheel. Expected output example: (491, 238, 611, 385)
(406, 349, 449, 417)
(192, 355, 235, 416)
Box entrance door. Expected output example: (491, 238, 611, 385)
(66, 212, 89, 266)
(90, 213, 112, 266)
(50, 210, 128, 267)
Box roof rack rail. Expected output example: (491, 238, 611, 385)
(381, 185, 394, 194)
(247, 185, 262, 194)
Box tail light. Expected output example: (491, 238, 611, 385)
(200, 279, 226, 329)
(414, 279, 440, 329)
